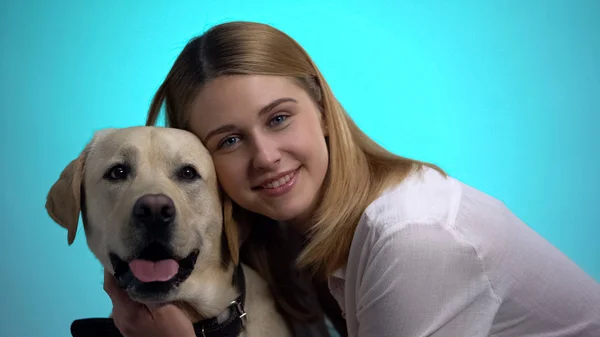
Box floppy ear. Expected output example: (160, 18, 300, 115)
(223, 196, 240, 265)
(222, 195, 252, 266)
(45, 150, 87, 245)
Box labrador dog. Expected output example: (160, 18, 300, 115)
(45, 126, 292, 337)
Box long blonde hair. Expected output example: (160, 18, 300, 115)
(146, 20, 444, 320)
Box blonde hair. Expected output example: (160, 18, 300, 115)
(146, 20, 445, 320)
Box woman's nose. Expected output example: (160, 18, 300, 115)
(251, 136, 281, 170)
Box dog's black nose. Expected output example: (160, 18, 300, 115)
(132, 194, 176, 228)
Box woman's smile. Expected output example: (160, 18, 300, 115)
(253, 167, 300, 198)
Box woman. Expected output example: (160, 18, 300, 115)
(104, 21, 600, 337)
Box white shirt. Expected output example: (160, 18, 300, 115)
(328, 166, 600, 337)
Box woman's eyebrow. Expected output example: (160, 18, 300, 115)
(258, 97, 297, 117)
(203, 124, 236, 144)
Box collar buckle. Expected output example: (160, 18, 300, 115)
(230, 300, 247, 327)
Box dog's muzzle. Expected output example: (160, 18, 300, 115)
(108, 193, 200, 300)
(132, 193, 176, 237)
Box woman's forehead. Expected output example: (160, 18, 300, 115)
(189, 75, 308, 128)
(198, 75, 303, 103)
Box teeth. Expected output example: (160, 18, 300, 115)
(264, 172, 294, 189)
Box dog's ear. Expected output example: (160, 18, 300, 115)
(222, 196, 251, 266)
(223, 196, 240, 265)
(45, 149, 87, 245)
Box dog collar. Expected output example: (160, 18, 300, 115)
(69, 263, 248, 337)
(192, 262, 247, 337)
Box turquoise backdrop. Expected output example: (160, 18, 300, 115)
(1, 1, 598, 336)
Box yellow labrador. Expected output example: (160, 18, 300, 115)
(45, 126, 292, 337)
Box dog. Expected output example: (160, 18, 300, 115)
(45, 126, 293, 337)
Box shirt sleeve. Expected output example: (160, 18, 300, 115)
(354, 222, 501, 337)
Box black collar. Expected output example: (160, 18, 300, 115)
(191, 263, 247, 337)
(69, 263, 247, 337)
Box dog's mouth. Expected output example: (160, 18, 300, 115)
(109, 242, 199, 297)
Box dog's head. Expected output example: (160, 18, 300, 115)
(46, 126, 242, 304)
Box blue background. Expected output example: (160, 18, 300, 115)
(1, 1, 598, 336)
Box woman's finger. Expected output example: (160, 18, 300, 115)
(102, 271, 195, 337)
(103, 271, 145, 316)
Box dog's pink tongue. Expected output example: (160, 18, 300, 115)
(129, 259, 179, 283)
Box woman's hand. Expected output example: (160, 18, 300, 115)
(103, 271, 196, 337)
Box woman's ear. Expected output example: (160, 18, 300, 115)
(319, 107, 328, 137)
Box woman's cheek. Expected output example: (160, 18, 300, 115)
(215, 160, 241, 189)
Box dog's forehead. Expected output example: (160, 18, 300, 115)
(86, 127, 214, 175)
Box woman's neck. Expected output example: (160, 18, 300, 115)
(281, 218, 312, 239)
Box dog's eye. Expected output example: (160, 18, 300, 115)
(178, 165, 200, 181)
(104, 164, 130, 181)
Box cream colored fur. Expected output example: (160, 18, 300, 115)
(45, 126, 291, 337)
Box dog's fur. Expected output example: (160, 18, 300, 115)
(45, 126, 292, 336)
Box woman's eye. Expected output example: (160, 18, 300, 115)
(269, 114, 288, 127)
(218, 136, 240, 149)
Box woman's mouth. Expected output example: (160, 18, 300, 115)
(253, 168, 299, 197)
(262, 171, 295, 189)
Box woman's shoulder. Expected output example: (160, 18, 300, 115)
(361, 165, 463, 235)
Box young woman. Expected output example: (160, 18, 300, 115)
(104, 21, 600, 337)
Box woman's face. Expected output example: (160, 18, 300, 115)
(189, 75, 329, 226)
